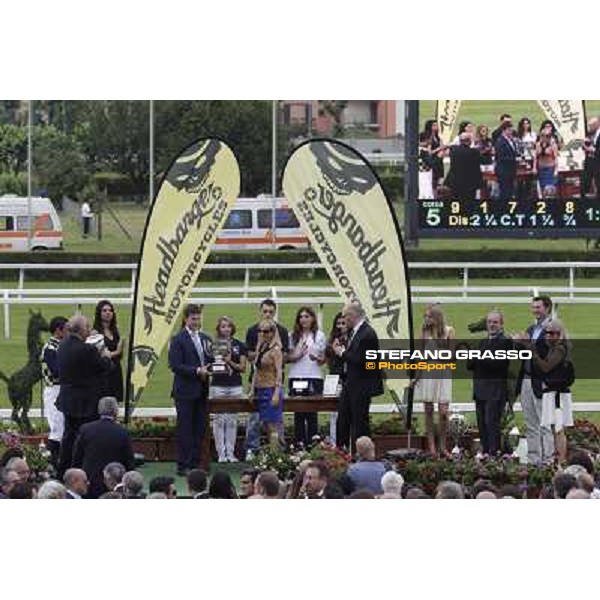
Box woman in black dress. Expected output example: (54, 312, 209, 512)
(325, 312, 348, 445)
(92, 299, 124, 402)
(423, 119, 445, 194)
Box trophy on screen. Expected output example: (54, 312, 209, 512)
(210, 338, 231, 374)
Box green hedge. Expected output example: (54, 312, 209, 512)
(0, 172, 28, 196)
(1, 248, 599, 281)
(376, 170, 404, 202)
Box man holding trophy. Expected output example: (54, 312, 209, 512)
(56, 315, 113, 477)
(168, 304, 212, 476)
(209, 317, 248, 463)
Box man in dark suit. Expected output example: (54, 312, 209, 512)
(56, 315, 113, 477)
(583, 117, 600, 199)
(446, 132, 483, 201)
(491, 113, 512, 145)
(467, 310, 512, 456)
(494, 121, 519, 201)
(332, 303, 383, 451)
(168, 303, 212, 476)
(72, 396, 135, 498)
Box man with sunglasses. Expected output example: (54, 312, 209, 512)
(244, 299, 289, 459)
(514, 295, 554, 464)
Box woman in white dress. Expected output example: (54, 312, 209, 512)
(409, 304, 455, 457)
(288, 306, 327, 448)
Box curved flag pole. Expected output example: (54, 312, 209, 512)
(281, 138, 414, 438)
(125, 137, 241, 422)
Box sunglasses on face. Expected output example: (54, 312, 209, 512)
(259, 329, 273, 334)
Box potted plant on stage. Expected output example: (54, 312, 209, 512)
(127, 418, 176, 461)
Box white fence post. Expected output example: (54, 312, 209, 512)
(462, 267, 469, 299)
(18, 267, 24, 301)
(3, 290, 9, 340)
(569, 266, 575, 300)
(130, 268, 137, 300)
(243, 267, 250, 299)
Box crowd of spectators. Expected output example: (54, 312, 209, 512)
(2, 436, 599, 499)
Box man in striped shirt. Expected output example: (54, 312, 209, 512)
(40, 316, 68, 469)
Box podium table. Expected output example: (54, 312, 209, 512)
(481, 167, 582, 199)
(200, 395, 339, 468)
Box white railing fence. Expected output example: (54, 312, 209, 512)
(1, 260, 599, 415)
(3, 401, 600, 420)
(1, 261, 600, 339)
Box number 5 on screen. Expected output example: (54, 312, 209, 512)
(426, 207, 441, 226)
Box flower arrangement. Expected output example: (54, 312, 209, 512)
(250, 437, 352, 481)
(370, 415, 420, 436)
(0, 420, 49, 435)
(395, 455, 562, 497)
(251, 444, 301, 481)
(0, 429, 50, 480)
(566, 419, 600, 456)
(127, 418, 177, 438)
(308, 439, 352, 478)
(0, 429, 21, 452)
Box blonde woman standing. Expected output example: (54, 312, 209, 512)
(522, 319, 573, 464)
(410, 304, 455, 457)
(249, 320, 284, 447)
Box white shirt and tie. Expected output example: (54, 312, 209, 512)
(341, 319, 365, 375)
(186, 327, 206, 366)
(350, 319, 365, 344)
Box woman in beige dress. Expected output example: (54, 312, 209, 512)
(409, 304, 455, 457)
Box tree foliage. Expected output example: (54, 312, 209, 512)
(154, 100, 273, 196)
(0, 100, 282, 200)
(33, 126, 91, 201)
(72, 101, 150, 191)
(0, 124, 28, 174)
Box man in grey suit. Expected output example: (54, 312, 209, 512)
(467, 311, 512, 456)
(514, 296, 554, 464)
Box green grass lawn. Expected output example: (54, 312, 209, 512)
(419, 100, 600, 132)
(61, 203, 148, 254)
(0, 276, 598, 410)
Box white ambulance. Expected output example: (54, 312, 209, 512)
(215, 196, 309, 251)
(0, 195, 63, 251)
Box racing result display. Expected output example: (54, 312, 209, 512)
(418, 197, 600, 238)
(408, 99, 600, 240)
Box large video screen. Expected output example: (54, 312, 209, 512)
(411, 100, 600, 238)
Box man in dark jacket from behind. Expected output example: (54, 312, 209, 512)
(72, 396, 135, 498)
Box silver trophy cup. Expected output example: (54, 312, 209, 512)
(211, 338, 231, 374)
